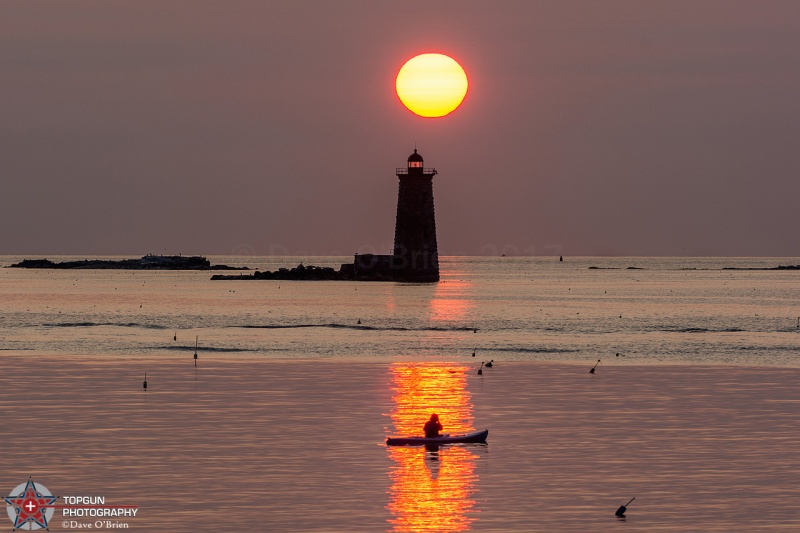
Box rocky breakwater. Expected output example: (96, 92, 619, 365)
(210, 262, 397, 281)
(11, 255, 247, 270)
(722, 264, 800, 270)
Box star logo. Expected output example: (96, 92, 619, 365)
(4, 478, 56, 531)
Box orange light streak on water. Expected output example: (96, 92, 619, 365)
(386, 363, 480, 532)
(388, 363, 474, 435)
(429, 278, 473, 324)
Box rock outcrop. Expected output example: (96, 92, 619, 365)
(10, 255, 247, 270)
(210, 262, 397, 281)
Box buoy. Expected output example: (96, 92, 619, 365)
(477, 362, 484, 376)
(615, 497, 635, 517)
(589, 359, 601, 374)
(143, 373, 148, 391)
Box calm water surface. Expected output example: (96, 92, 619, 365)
(2, 256, 800, 365)
(1, 358, 799, 532)
(2, 256, 800, 531)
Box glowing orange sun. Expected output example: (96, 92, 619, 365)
(395, 53, 468, 118)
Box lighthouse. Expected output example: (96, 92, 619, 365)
(392, 149, 440, 282)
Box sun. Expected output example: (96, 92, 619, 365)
(395, 53, 468, 118)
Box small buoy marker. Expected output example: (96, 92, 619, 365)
(589, 359, 601, 374)
(143, 373, 148, 391)
(615, 497, 635, 517)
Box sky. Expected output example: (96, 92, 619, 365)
(3, 1, 800, 257)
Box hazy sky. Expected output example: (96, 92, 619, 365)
(3, 1, 800, 256)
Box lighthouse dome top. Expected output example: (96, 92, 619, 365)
(407, 149, 424, 163)
(397, 148, 436, 176)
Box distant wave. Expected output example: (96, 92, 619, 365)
(43, 321, 168, 330)
(493, 346, 580, 354)
(158, 345, 252, 353)
(238, 323, 475, 332)
(736, 345, 800, 352)
(664, 327, 743, 333)
(587, 266, 643, 270)
(35, 320, 497, 334)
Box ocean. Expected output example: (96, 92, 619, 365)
(3, 255, 800, 365)
(1, 256, 800, 531)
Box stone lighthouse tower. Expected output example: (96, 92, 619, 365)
(392, 149, 440, 282)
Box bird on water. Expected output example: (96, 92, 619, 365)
(143, 373, 148, 391)
(477, 362, 484, 375)
(589, 359, 601, 374)
(485, 360, 494, 368)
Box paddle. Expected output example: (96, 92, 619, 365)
(615, 497, 635, 517)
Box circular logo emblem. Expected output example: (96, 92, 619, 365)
(5, 479, 56, 530)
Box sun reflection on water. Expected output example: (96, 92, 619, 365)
(386, 363, 481, 532)
(429, 277, 474, 324)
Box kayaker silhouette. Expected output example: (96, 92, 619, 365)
(423, 414, 443, 438)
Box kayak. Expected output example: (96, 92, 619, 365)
(386, 429, 488, 446)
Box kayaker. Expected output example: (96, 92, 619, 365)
(423, 414, 443, 438)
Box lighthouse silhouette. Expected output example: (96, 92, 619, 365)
(392, 149, 440, 282)
(346, 148, 440, 282)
